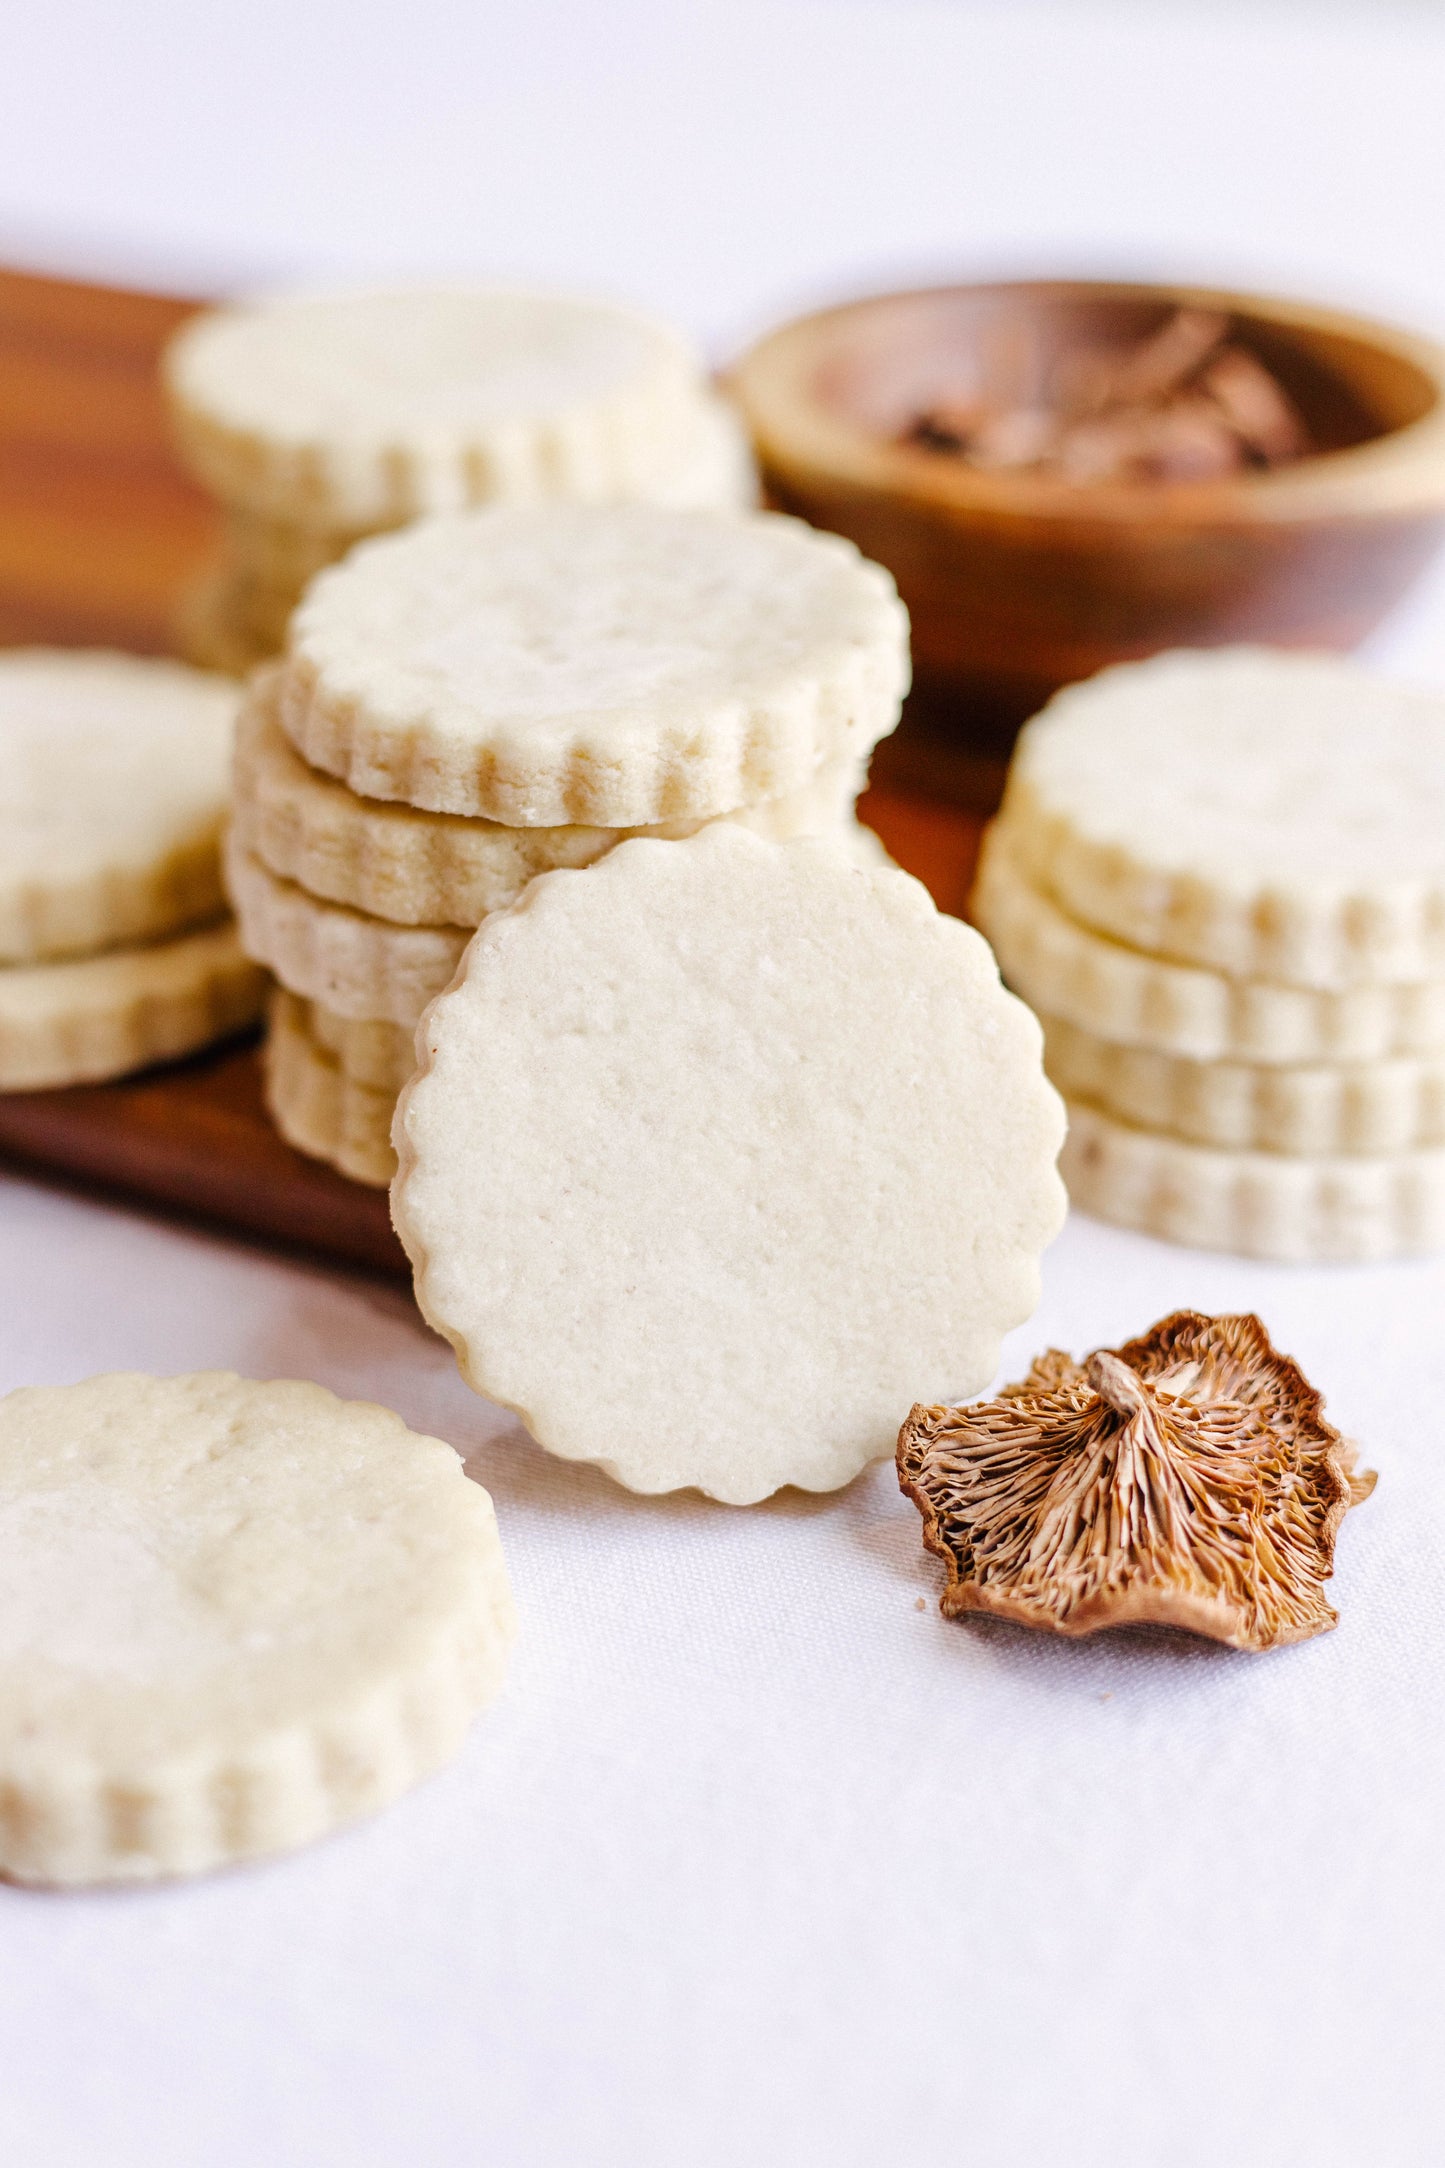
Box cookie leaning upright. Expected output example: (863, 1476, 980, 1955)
(276, 504, 910, 825)
(392, 826, 1066, 1506)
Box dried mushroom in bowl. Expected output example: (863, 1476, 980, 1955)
(897, 1312, 1373, 1652)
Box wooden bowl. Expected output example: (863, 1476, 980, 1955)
(730, 280, 1445, 804)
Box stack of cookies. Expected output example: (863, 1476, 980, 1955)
(0, 650, 264, 1091)
(226, 502, 911, 1187)
(972, 648, 1445, 1261)
(164, 286, 758, 674)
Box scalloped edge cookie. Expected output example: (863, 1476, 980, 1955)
(266, 990, 398, 1186)
(0, 920, 264, 1090)
(225, 834, 468, 1025)
(392, 825, 1066, 1504)
(0, 1371, 514, 1884)
(233, 674, 865, 927)
(972, 827, 1445, 1064)
(278, 506, 909, 826)
(165, 286, 705, 528)
(1040, 1011, 1445, 1156)
(0, 650, 239, 965)
(1060, 1096, 1445, 1261)
(1000, 648, 1445, 989)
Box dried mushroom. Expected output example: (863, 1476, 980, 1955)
(897, 1311, 1373, 1651)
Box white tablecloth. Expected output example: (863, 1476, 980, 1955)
(2, 7, 1444, 2163)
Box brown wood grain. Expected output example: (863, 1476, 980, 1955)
(0, 263, 984, 1274)
(0, 266, 220, 651)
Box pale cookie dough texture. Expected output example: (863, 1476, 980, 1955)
(165, 286, 710, 528)
(0, 1372, 515, 1885)
(278, 505, 910, 826)
(1061, 1097, 1445, 1263)
(232, 673, 865, 927)
(0, 650, 239, 963)
(0, 922, 264, 1091)
(266, 991, 398, 1187)
(641, 393, 759, 512)
(215, 390, 757, 593)
(225, 833, 468, 1026)
(1000, 648, 1445, 989)
(392, 826, 1066, 1506)
(973, 828, 1445, 1065)
(1041, 1012, 1445, 1157)
(301, 996, 416, 1095)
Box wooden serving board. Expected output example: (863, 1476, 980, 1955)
(0, 263, 986, 1277)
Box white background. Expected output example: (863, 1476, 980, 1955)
(2, 6, 1445, 2164)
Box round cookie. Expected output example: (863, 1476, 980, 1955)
(266, 991, 398, 1187)
(0, 650, 239, 963)
(278, 505, 909, 826)
(225, 835, 468, 1026)
(392, 826, 1066, 1505)
(0, 921, 264, 1090)
(972, 827, 1445, 1065)
(233, 674, 865, 927)
(1000, 648, 1445, 988)
(1060, 1097, 1445, 1262)
(165, 286, 705, 528)
(0, 1371, 514, 1884)
(1040, 1012, 1445, 1156)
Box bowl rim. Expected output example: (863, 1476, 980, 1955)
(729, 277, 1445, 526)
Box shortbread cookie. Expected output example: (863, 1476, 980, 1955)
(225, 836, 466, 1025)
(0, 1371, 513, 1884)
(266, 992, 397, 1186)
(0, 651, 239, 963)
(0, 921, 264, 1090)
(1000, 649, 1445, 988)
(233, 678, 864, 926)
(301, 997, 416, 1094)
(279, 506, 909, 825)
(1041, 1012, 1445, 1156)
(393, 826, 1065, 1505)
(973, 829, 1445, 1064)
(1061, 1097, 1445, 1261)
(165, 286, 705, 528)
